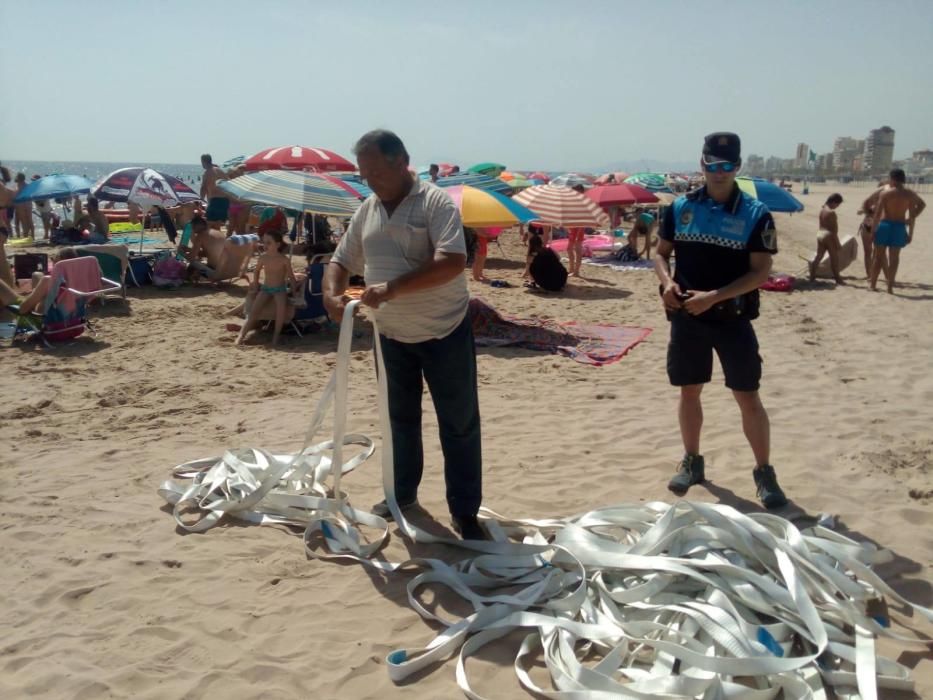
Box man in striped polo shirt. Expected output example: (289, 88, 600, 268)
(324, 130, 485, 541)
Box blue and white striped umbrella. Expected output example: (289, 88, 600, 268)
(218, 170, 366, 216)
(426, 172, 513, 194)
(549, 173, 594, 189)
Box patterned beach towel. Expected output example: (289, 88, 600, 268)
(469, 298, 651, 366)
(583, 255, 655, 272)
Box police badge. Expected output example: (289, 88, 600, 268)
(679, 209, 693, 226)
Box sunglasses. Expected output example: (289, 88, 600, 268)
(704, 161, 738, 173)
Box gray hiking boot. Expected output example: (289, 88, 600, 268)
(668, 454, 705, 496)
(753, 465, 788, 509)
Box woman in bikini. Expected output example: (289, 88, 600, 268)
(236, 230, 296, 346)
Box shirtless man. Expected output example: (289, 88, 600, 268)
(810, 193, 845, 284)
(13, 173, 35, 239)
(869, 169, 926, 293)
(182, 215, 253, 282)
(199, 154, 230, 231)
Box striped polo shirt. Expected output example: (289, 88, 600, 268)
(332, 177, 469, 343)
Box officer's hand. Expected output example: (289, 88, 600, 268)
(662, 282, 686, 311)
(684, 290, 718, 316)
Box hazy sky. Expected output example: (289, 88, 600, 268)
(2, 0, 931, 170)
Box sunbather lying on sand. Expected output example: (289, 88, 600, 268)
(181, 215, 254, 283)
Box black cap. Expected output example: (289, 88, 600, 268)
(702, 132, 741, 163)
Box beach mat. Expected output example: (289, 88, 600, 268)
(584, 255, 654, 272)
(469, 297, 651, 366)
(109, 235, 166, 246)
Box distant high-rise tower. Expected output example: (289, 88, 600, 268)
(865, 126, 895, 174)
(795, 143, 809, 169)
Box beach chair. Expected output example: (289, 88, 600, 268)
(9, 257, 113, 346)
(288, 255, 331, 335)
(76, 249, 127, 299)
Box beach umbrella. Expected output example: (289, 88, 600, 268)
(221, 155, 247, 170)
(218, 170, 366, 216)
(444, 185, 539, 228)
(467, 162, 506, 176)
(14, 174, 93, 203)
(503, 176, 537, 191)
(93, 167, 202, 252)
(328, 172, 374, 198)
(243, 145, 356, 173)
(584, 183, 658, 208)
(624, 172, 672, 192)
(736, 177, 804, 213)
(528, 171, 550, 183)
(594, 171, 629, 185)
(550, 173, 595, 189)
(513, 184, 610, 227)
(428, 172, 513, 195)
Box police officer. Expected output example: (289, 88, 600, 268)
(655, 132, 787, 508)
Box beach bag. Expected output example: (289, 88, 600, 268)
(126, 256, 154, 287)
(152, 257, 187, 287)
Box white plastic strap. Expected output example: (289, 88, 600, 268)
(159, 300, 932, 699)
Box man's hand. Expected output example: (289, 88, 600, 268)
(661, 282, 686, 311)
(360, 282, 394, 309)
(683, 290, 718, 316)
(323, 293, 352, 322)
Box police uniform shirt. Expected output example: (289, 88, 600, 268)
(659, 185, 777, 292)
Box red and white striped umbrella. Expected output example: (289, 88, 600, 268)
(243, 145, 356, 173)
(512, 184, 610, 227)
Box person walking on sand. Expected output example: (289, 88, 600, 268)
(857, 181, 886, 279)
(237, 229, 296, 346)
(655, 132, 787, 509)
(323, 129, 485, 541)
(810, 193, 845, 284)
(869, 169, 926, 294)
(199, 154, 230, 231)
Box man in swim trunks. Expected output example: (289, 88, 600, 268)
(810, 193, 845, 284)
(869, 169, 926, 294)
(199, 154, 230, 231)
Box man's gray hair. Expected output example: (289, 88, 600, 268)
(352, 129, 410, 165)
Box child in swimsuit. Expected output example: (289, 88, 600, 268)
(236, 230, 296, 346)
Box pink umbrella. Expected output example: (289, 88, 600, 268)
(243, 145, 356, 172)
(585, 183, 658, 209)
(528, 171, 550, 183)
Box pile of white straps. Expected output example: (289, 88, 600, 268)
(159, 301, 931, 700)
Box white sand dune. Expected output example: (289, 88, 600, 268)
(1, 183, 930, 698)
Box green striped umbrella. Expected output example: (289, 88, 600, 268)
(468, 162, 506, 176)
(623, 173, 672, 192)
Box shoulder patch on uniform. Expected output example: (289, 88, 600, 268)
(761, 226, 777, 250)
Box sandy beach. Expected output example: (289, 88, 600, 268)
(1, 182, 931, 698)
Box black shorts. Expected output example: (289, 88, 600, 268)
(666, 314, 762, 391)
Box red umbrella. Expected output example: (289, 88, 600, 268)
(243, 145, 356, 172)
(528, 171, 550, 183)
(584, 183, 658, 208)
